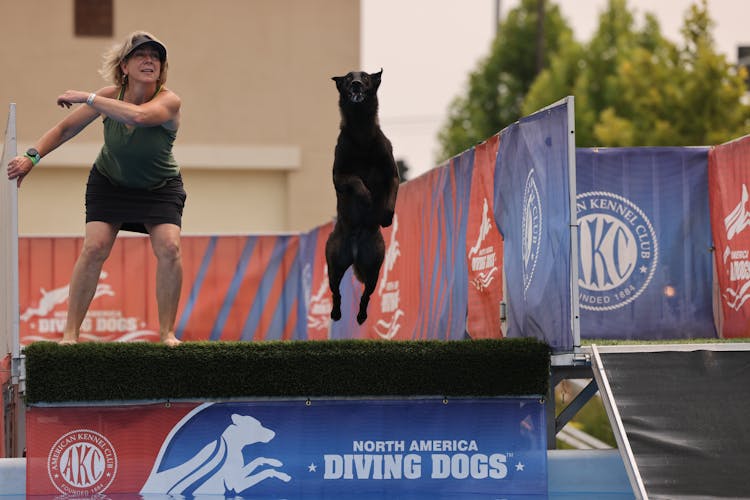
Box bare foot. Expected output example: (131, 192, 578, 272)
(161, 333, 182, 347)
(59, 333, 78, 345)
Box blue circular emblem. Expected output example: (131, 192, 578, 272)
(522, 170, 542, 294)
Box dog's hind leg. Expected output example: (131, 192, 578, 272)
(353, 230, 385, 325)
(356, 278, 376, 325)
(325, 228, 352, 321)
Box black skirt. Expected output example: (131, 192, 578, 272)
(85, 166, 187, 234)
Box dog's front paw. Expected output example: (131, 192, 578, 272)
(381, 210, 394, 227)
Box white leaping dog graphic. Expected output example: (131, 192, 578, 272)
(725, 184, 750, 240)
(20, 271, 114, 322)
(307, 265, 333, 331)
(469, 198, 491, 258)
(378, 214, 400, 296)
(141, 413, 291, 496)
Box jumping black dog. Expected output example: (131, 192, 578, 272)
(326, 69, 400, 324)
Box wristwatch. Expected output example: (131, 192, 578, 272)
(24, 148, 41, 166)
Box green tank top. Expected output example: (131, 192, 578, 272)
(94, 87, 180, 189)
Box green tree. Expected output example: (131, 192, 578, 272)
(437, 0, 574, 161)
(524, 0, 750, 146)
(671, 1, 750, 145)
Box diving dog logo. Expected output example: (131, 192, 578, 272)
(721, 184, 750, 311)
(306, 263, 333, 332)
(522, 169, 542, 295)
(47, 429, 117, 496)
(141, 408, 291, 496)
(21, 271, 114, 322)
(375, 214, 404, 340)
(577, 191, 658, 310)
(468, 197, 499, 291)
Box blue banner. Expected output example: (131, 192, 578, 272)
(494, 101, 573, 351)
(576, 147, 716, 339)
(140, 398, 547, 498)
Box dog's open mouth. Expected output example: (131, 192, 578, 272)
(349, 91, 365, 103)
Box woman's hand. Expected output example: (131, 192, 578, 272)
(6, 155, 33, 187)
(57, 90, 89, 109)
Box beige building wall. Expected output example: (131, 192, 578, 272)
(1, 0, 359, 235)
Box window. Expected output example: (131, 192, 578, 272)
(75, 0, 113, 37)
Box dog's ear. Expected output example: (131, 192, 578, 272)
(332, 75, 345, 91)
(371, 68, 383, 90)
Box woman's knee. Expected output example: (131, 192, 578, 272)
(148, 224, 182, 263)
(79, 238, 114, 263)
(153, 237, 182, 263)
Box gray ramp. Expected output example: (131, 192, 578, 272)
(591, 344, 750, 499)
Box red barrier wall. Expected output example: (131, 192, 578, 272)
(709, 135, 750, 337)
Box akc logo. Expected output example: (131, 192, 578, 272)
(47, 429, 118, 495)
(577, 191, 658, 310)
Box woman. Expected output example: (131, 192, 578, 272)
(6, 31, 185, 346)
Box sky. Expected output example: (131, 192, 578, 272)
(362, 0, 749, 180)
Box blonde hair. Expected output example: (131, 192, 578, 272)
(99, 31, 169, 86)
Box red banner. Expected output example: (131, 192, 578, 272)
(19, 236, 160, 345)
(18, 234, 309, 345)
(305, 222, 334, 340)
(363, 174, 429, 340)
(26, 403, 197, 496)
(708, 136, 750, 337)
(177, 234, 301, 342)
(466, 135, 504, 338)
